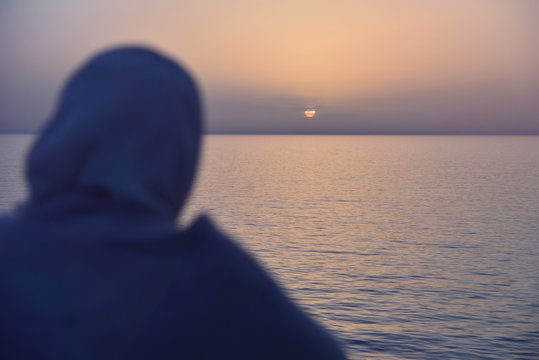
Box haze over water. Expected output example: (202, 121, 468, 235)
(1, 134, 538, 359)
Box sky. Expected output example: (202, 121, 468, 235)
(1, 0, 538, 134)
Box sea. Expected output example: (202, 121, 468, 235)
(1, 134, 538, 359)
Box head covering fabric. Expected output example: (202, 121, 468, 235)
(27, 48, 201, 220)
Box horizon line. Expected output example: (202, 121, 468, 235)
(1, 131, 538, 136)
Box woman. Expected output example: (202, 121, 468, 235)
(0, 47, 346, 359)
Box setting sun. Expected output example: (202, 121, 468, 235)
(304, 109, 316, 118)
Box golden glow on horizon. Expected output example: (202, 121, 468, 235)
(3, 0, 538, 132)
(178, 0, 538, 99)
(10, 1, 536, 101)
(304, 109, 316, 118)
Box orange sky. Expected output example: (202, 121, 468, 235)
(1, 0, 538, 133)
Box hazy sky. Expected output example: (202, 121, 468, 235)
(1, 0, 538, 134)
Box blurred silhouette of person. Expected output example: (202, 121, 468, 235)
(0, 48, 346, 359)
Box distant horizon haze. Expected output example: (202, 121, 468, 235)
(1, 0, 538, 134)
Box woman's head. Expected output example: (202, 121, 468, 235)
(26, 47, 202, 220)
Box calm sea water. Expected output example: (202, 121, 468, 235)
(1, 134, 538, 359)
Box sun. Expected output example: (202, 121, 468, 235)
(304, 109, 316, 118)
